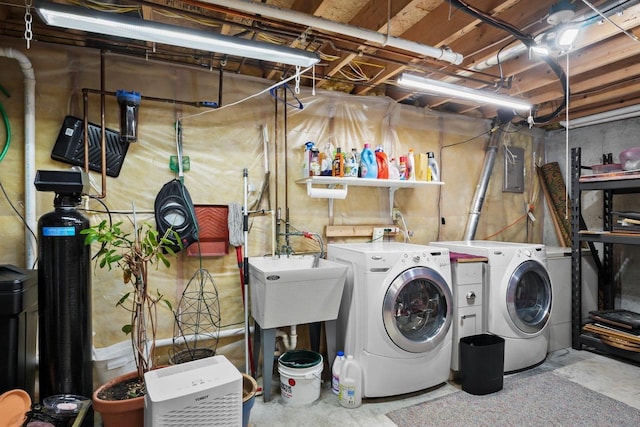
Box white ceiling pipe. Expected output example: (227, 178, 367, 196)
(560, 104, 640, 129)
(200, 0, 464, 65)
(0, 48, 36, 269)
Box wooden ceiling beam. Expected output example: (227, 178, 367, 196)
(360, 0, 555, 96)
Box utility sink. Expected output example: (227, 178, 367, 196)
(248, 255, 348, 329)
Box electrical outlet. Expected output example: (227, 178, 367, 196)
(372, 227, 385, 242)
(392, 208, 402, 221)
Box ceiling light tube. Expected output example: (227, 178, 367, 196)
(36, 1, 319, 67)
(397, 73, 532, 111)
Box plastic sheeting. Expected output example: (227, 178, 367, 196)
(0, 39, 545, 363)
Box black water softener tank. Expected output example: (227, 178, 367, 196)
(35, 170, 92, 413)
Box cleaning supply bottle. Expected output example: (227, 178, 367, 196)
(302, 141, 314, 178)
(389, 157, 400, 180)
(415, 152, 429, 181)
(331, 351, 346, 395)
(398, 155, 407, 180)
(427, 151, 440, 182)
(375, 145, 389, 179)
(407, 148, 416, 181)
(332, 147, 344, 177)
(320, 141, 335, 176)
(338, 355, 362, 408)
(310, 148, 321, 176)
(345, 148, 359, 177)
(359, 143, 378, 179)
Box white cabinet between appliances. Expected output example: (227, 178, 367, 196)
(451, 259, 486, 371)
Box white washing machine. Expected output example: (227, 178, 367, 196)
(326, 242, 453, 398)
(430, 241, 552, 373)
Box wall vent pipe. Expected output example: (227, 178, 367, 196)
(463, 123, 502, 240)
(200, 0, 463, 65)
(0, 48, 36, 269)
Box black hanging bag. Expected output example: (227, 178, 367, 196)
(154, 179, 198, 252)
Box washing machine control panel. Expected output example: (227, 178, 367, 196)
(515, 246, 546, 261)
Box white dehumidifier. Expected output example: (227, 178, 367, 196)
(144, 355, 242, 427)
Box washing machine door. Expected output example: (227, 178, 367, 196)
(382, 267, 452, 353)
(507, 260, 552, 334)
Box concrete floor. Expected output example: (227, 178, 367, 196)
(248, 348, 640, 426)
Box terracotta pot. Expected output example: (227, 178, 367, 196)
(92, 371, 144, 427)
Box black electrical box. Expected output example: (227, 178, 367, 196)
(0, 265, 38, 399)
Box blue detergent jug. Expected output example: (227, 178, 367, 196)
(359, 143, 378, 178)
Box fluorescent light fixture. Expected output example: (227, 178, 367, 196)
(560, 104, 640, 129)
(36, 1, 320, 67)
(397, 73, 532, 111)
(557, 25, 580, 48)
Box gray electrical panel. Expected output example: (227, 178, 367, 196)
(503, 146, 524, 193)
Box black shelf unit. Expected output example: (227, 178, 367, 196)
(570, 147, 640, 363)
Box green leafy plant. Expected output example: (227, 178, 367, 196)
(82, 219, 181, 396)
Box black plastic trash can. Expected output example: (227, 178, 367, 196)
(459, 333, 505, 395)
(0, 265, 38, 399)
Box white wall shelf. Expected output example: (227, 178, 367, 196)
(296, 176, 444, 218)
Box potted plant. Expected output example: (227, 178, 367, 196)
(82, 219, 180, 427)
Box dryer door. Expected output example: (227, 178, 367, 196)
(382, 267, 453, 353)
(507, 260, 552, 334)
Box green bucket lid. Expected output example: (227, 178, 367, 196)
(279, 350, 322, 369)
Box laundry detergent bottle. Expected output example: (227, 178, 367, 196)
(375, 145, 389, 179)
(338, 355, 362, 408)
(359, 143, 378, 178)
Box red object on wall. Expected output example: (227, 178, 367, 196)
(186, 205, 229, 257)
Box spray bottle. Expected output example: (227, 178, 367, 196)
(302, 141, 314, 178)
(427, 151, 440, 182)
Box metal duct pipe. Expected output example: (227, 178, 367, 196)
(0, 48, 36, 269)
(200, 0, 463, 65)
(463, 124, 502, 240)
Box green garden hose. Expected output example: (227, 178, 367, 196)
(0, 84, 11, 162)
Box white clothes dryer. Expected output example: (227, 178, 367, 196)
(430, 241, 552, 373)
(326, 242, 453, 398)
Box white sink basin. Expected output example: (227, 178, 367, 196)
(248, 255, 348, 329)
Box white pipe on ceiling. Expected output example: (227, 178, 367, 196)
(0, 48, 36, 269)
(560, 104, 640, 129)
(200, 0, 464, 65)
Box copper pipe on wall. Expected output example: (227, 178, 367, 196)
(80, 51, 223, 199)
(100, 50, 107, 198)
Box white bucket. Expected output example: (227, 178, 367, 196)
(278, 350, 323, 405)
(92, 340, 136, 387)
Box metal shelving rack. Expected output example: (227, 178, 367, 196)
(570, 147, 640, 363)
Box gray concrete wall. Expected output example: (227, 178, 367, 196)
(545, 118, 640, 311)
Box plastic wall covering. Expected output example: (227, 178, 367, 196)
(0, 39, 545, 370)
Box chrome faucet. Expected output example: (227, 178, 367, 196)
(277, 230, 325, 266)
